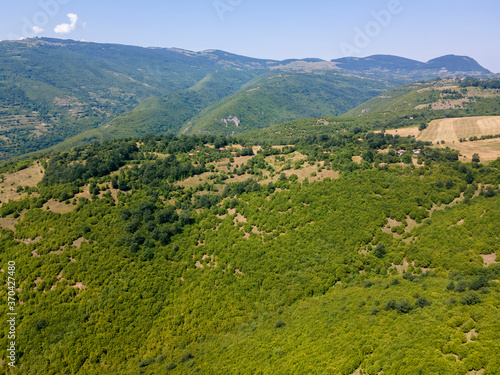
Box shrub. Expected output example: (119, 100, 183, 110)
(179, 352, 194, 363)
(384, 299, 397, 311)
(396, 299, 413, 314)
(415, 296, 431, 308)
(139, 358, 155, 368)
(274, 320, 286, 328)
(455, 281, 467, 292)
(461, 292, 481, 305)
(363, 281, 374, 288)
(390, 278, 400, 286)
(469, 275, 489, 291)
(446, 297, 457, 304)
(373, 242, 386, 258)
(165, 362, 177, 371)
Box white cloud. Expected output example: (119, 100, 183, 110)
(54, 13, 78, 35)
(33, 26, 44, 34)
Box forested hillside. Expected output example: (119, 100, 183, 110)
(1, 124, 499, 374)
(180, 72, 394, 136)
(0, 38, 495, 160)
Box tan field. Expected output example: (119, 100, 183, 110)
(433, 138, 500, 162)
(418, 116, 500, 143)
(417, 116, 500, 162)
(385, 127, 420, 137)
(0, 162, 44, 203)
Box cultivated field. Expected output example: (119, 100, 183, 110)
(418, 116, 500, 143)
(417, 116, 500, 162)
(434, 137, 500, 162)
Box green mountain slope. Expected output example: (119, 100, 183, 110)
(345, 78, 500, 120)
(0, 38, 495, 160)
(1, 130, 499, 374)
(180, 72, 395, 136)
(47, 69, 267, 149)
(0, 38, 272, 159)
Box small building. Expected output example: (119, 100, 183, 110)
(413, 149, 421, 154)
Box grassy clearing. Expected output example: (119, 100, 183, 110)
(0, 162, 44, 203)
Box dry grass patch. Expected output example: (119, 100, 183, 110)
(175, 171, 213, 189)
(469, 369, 484, 375)
(262, 163, 339, 184)
(382, 218, 403, 238)
(71, 238, 95, 248)
(43, 199, 77, 214)
(465, 329, 478, 343)
(385, 127, 420, 137)
(252, 146, 263, 154)
(390, 258, 434, 275)
(0, 162, 44, 203)
(405, 216, 419, 232)
(0, 211, 26, 232)
(75, 185, 92, 200)
(234, 213, 247, 224)
(98, 188, 120, 203)
(352, 156, 363, 164)
(440, 138, 500, 163)
(34, 277, 43, 290)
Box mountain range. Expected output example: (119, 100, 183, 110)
(0, 37, 495, 160)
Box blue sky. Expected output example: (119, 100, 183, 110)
(2, 0, 499, 72)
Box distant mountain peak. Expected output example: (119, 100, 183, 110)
(331, 54, 491, 77)
(424, 55, 490, 73)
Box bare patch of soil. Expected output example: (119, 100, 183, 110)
(234, 213, 247, 224)
(34, 277, 43, 290)
(72, 237, 89, 248)
(465, 329, 478, 343)
(16, 236, 42, 244)
(405, 216, 419, 233)
(481, 253, 498, 266)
